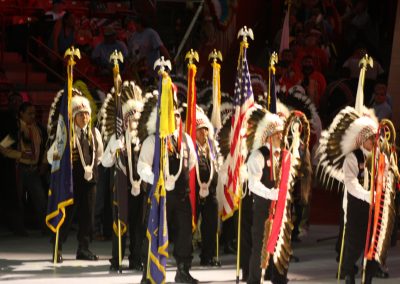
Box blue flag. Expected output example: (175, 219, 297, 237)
(46, 86, 74, 233)
(146, 77, 169, 284)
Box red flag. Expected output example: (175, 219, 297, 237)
(186, 63, 197, 228)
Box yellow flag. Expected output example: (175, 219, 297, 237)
(159, 73, 176, 138)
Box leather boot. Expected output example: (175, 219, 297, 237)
(175, 263, 199, 284)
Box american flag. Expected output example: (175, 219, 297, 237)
(222, 45, 254, 219)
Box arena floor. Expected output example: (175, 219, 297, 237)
(1, 225, 399, 284)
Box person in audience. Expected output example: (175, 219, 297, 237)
(0, 102, 48, 234)
(298, 55, 326, 108)
(48, 11, 75, 60)
(370, 81, 392, 121)
(91, 26, 128, 76)
(127, 16, 171, 80)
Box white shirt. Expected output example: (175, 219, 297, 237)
(101, 134, 123, 168)
(343, 152, 371, 203)
(137, 132, 197, 185)
(47, 125, 103, 166)
(247, 148, 278, 200)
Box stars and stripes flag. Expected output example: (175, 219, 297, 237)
(221, 43, 254, 219)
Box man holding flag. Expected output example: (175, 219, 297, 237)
(47, 91, 103, 262)
(138, 56, 198, 283)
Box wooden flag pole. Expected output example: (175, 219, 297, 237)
(337, 226, 346, 283)
(54, 46, 80, 266)
(109, 50, 124, 272)
(236, 194, 243, 284)
(54, 229, 59, 265)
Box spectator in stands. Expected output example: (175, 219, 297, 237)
(298, 55, 326, 108)
(127, 16, 171, 80)
(0, 92, 24, 235)
(294, 29, 329, 73)
(48, 11, 75, 58)
(370, 81, 392, 121)
(75, 17, 93, 55)
(322, 0, 342, 38)
(276, 49, 301, 90)
(343, 47, 384, 80)
(342, 0, 379, 52)
(91, 26, 128, 76)
(45, 0, 66, 21)
(0, 102, 48, 234)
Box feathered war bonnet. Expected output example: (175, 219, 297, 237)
(277, 84, 322, 144)
(47, 88, 84, 142)
(316, 55, 378, 190)
(98, 80, 143, 144)
(71, 95, 91, 118)
(136, 89, 159, 144)
(316, 106, 378, 190)
(196, 107, 215, 138)
(245, 104, 284, 153)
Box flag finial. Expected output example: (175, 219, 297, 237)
(154, 56, 172, 74)
(237, 26, 254, 43)
(269, 52, 278, 72)
(64, 46, 81, 66)
(359, 54, 373, 69)
(185, 49, 199, 65)
(110, 49, 124, 66)
(208, 49, 223, 63)
(354, 54, 373, 113)
(110, 50, 124, 96)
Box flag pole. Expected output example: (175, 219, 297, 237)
(337, 226, 346, 283)
(208, 49, 223, 264)
(236, 192, 243, 284)
(146, 234, 151, 280)
(267, 52, 278, 112)
(110, 50, 124, 272)
(53, 46, 80, 266)
(118, 219, 122, 273)
(234, 26, 254, 284)
(54, 229, 59, 265)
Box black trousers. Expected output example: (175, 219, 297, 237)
(167, 192, 193, 265)
(198, 193, 218, 262)
(95, 165, 112, 238)
(141, 188, 193, 281)
(342, 193, 379, 278)
(111, 190, 145, 264)
(57, 180, 96, 251)
(19, 165, 47, 230)
(247, 195, 287, 284)
(240, 192, 253, 275)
